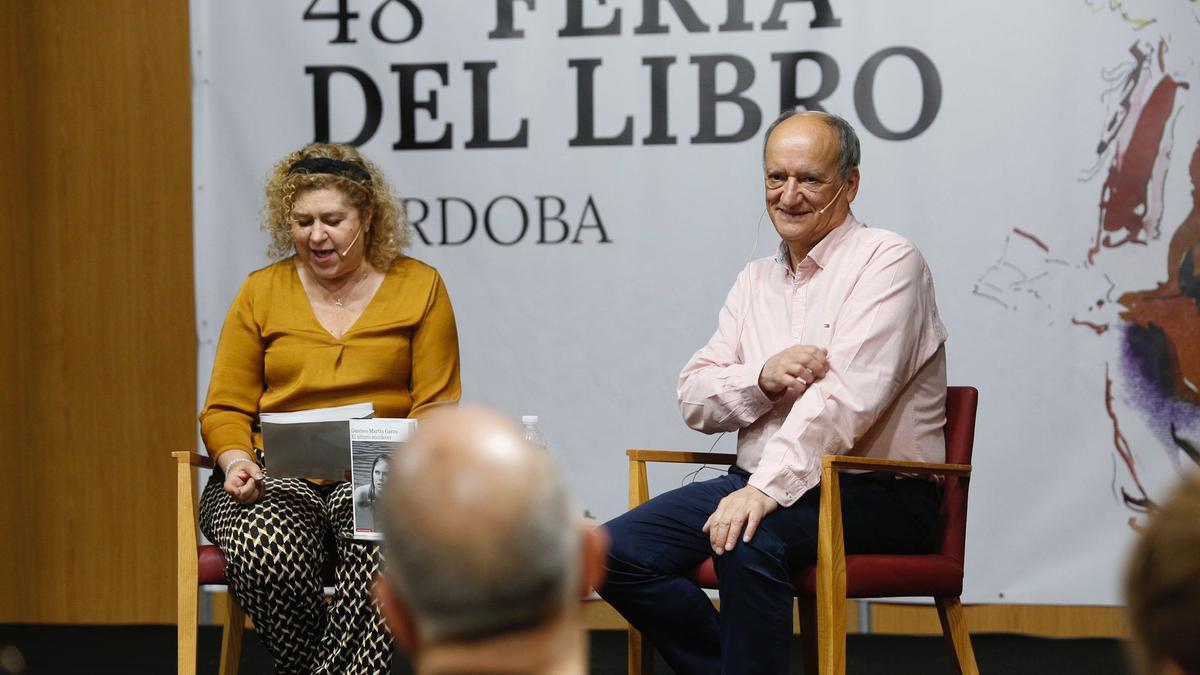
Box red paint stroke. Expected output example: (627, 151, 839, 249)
(1012, 227, 1050, 253)
(1105, 364, 1154, 521)
(1090, 74, 1188, 262)
(1071, 318, 1109, 334)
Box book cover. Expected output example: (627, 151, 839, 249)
(349, 418, 417, 540)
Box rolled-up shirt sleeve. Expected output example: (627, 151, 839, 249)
(678, 265, 777, 433)
(748, 241, 946, 506)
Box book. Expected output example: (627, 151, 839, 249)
(260, 402, 374, 424)
(260, 402, 374, 481)
(349, 418, 417, 540)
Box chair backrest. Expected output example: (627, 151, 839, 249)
(935, 386, 978, 564)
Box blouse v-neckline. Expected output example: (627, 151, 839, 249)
(293, 260, 390, 342)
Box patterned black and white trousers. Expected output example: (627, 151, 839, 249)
(199, 473, 393, 674)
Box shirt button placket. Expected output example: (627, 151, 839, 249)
(792, 276, 806, 340)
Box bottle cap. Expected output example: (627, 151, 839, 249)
(522, 415, 539, 425)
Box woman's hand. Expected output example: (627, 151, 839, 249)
(220, 452, 266, 504)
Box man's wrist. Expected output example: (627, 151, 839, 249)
(757, 367, 784, 400)
(746, 484, 779, 506)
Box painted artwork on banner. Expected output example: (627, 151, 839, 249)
(191, 0, 1200, 604)
(973, 1, 1200, 530)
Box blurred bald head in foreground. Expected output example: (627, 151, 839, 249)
(373, 405, 608, 675)
(1125, 471, 1200, 675)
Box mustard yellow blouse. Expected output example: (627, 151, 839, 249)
(200, 256, 461, 464)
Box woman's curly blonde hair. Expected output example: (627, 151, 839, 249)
(263, 143, 411, 269)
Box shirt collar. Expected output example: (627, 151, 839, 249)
(773, 241, 790, 266)
(774, 212, 862, 272)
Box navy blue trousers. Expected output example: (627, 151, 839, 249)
(599, 466, 939, 675)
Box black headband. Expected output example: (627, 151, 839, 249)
(287, 157, 372, 184)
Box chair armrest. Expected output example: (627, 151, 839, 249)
(823, 455, 970, 478)
(626, 449, 739, 509)
(626, 449, 738, 465)
(171, 451, 213, 469)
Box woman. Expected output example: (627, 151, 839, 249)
(198, 143, 461, 674)
(353, 453, 390, 530)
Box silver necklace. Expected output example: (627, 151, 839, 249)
(329, 269, 369, 307)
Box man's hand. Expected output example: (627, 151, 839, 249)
(758, 345, 829, 398)
(702, 485, 780, 555)
(221, 454, 266, 505)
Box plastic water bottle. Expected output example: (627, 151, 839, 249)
(522, 415, 547, 451)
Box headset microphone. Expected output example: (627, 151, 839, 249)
(339, 227, 363, 258)
(815, 182, 846, 216)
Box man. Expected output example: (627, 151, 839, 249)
(372, 406, 609, 675)
(599, 110, 949, 674)
(1125, 470, 1200, 675)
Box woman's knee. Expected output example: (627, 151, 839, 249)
(226, 516, 324, 564)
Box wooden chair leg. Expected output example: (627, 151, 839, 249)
(816, 466, 847, 675)
(797, 596, 819, 675)
(627, 625, 653, 675)
(218, 591, 245, 675)
(177, 579, 198, 675)
(815, 588, 846, 675)
(175, 453, 201, 675)
(935, 596, 978, 675)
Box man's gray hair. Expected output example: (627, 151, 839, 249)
(762, 109, 861, 180)
(380, 460, 580, 642)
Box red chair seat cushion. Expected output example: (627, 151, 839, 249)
(681, 554, 715, 586)
(686, 558, 719, 587)
(794, 554, 964, 598)
(685, 554, 964, 599)
(198, 544, 229, 585)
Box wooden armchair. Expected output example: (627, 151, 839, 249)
(624, 386, 980, 675)
(172, 451, 245, 675)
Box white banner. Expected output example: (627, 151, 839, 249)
(191, 0, 1200, 604)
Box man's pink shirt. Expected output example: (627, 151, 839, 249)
(678, 214, 948, 507)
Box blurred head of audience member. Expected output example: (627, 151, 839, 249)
(1125, 471, 1200, 675)
(373, 406, 607, 675)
